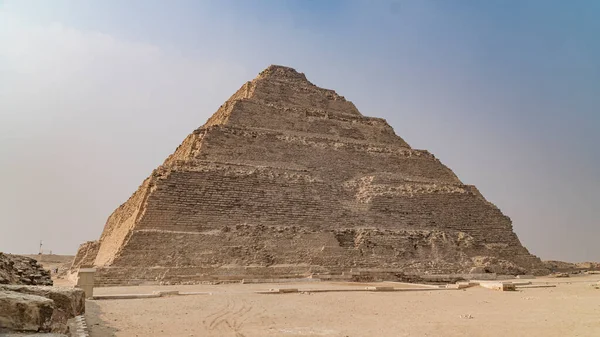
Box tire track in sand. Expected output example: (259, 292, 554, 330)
(202, 296, 255, 337)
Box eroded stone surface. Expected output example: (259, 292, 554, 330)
(0, 285, 85, 318)
(70, 241, 100, 271)
(0, 253, 53, 286)
(0, 291, 54, 332)
(74, 65, 549, 285)
(0, 286, 85, 334)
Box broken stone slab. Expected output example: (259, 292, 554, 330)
(365, 286, 395, 291)
(446, 283, 472, 289)
(455, 281, 479, 289)
(0, 290, 54, 332)
(478, 282, 516, 291)
(0, 286, 83, 334)
(0, 285, 85, 318)
(268, 288, 299, 293)
(390, 282, 448, 289)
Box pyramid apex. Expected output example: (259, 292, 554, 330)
(257, 65, 308, 81)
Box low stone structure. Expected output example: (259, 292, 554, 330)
(74, 65, 549, 286)
(75, 269, 96, 299)
(0, 253, 52, 286)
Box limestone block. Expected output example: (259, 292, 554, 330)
(0, 285, 85, 318)
(269, 288, 298, 293)
(479, 282, 516, 291)
(0, 290, 54, 332)
(446, 283, 473, 289)
(365, 286, 395, 291)
(76, 268, 95, 299)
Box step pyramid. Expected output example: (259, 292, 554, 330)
(74, 65, 548, 285)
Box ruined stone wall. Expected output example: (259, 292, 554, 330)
(107, 227, 477, 276)
(194, 126, 459, 184)
(97, 225, 538, 286)
(0, 253, 52, 286)
(223, 100, 406, 146)
(105, 163, 539, 273)
(70, 241, 100, 270)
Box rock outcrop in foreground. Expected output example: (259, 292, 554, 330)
(75, 65, 548, 285)
(0, 285, 84, 334)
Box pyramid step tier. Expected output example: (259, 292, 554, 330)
(204, 98, 406, 146)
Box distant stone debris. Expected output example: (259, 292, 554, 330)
(73, 65, 549, 286)
(0, 253, 52, 286)
(543, 260, 600, 273)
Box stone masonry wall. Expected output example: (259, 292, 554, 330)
(70, 241, 100, 271)
(193, 126, 459, 184)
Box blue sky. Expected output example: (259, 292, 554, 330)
(0, 0, 598, 261)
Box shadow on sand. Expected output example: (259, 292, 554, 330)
(85, 300, 119, 337)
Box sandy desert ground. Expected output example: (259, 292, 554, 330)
(83, 274, 600, 337)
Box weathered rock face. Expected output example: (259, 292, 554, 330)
(76, 65, 548, 285)
(0, 286, 85, 334)
(0, 285, 85, 319)
(0, 253, 53, 286)
(70, 241, 100, 271)
(0, 291, 54, 332)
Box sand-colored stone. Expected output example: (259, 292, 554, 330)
(0, 285, 85, 334)
(75, 268, 96, 299)
(0, 290, 54, 332)
(70, 242, 100, 271)
(0, 253, 53, 286)
(0, 285, 85, 319)
(74, 65, 548, 286)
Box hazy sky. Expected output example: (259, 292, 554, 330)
(1, 0, 598, 261)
